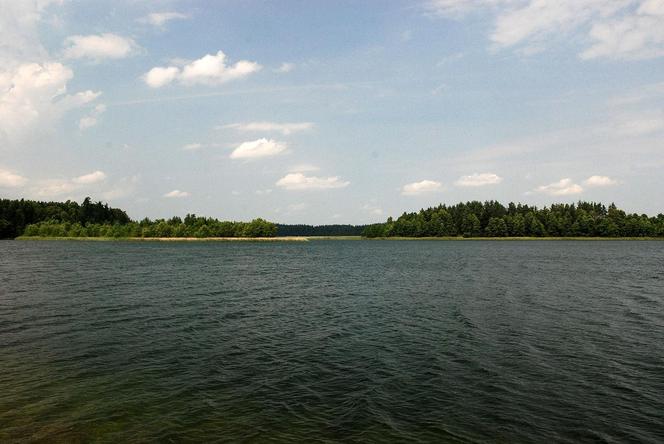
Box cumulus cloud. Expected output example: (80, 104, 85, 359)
(583, 175, 618, 187)
(0, 62, 100, 143)
(223, 121, 314, 135)
(72, 170, 106, 184)
(63, 33, 138, 61)
(143, 66, 180, 88)
(454, 172, 503, 187)
(230, 138, 287, 159)
(276, 173, 350, 190)
(79, 104, 106, 130)
(143, 50, 261, 87)
(139, 12, 189, 28)
(0, 168, 28, 187)
(401, 180, 443, 195)
(534, 178, 583, 196)
(164, 189, 190, 198)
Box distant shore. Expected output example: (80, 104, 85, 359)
(15, 236, 310, 242)
(14, 235, 663, 242)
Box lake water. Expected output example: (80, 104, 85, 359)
(1, 240, 663, 443)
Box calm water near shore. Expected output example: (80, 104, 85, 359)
(1, 240, 663, 443)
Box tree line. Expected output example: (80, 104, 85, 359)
(276, 224, 366, 237)
(0, 198, 277, 239)
(0, 197, 130, 239)
(362, 201, 664, 238)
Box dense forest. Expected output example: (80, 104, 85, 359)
(3, 198, 663, 240)
(0, 198, 277, 239)
(276, 224, 366, 237)
(0, 197, 130, 239)
(363, 201, 664, 238)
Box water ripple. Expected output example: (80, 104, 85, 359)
(0, 240, 663, 442)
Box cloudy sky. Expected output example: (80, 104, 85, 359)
(1, 0, 663, 223)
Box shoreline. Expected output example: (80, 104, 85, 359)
(13, 236, 664, 242)
(15, 236, 310, 242)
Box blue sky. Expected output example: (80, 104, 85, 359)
(1, 0, 663, 223)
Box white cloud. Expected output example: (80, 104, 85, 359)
(35, 179, 77, 197)
(255, 188, 273, 195)
(581, 3, 664, 60)
(72, 170, 106, 184)
(180, 51, 261, 85)
(276, 173, 350, 190)
(275, 62, 295, 73)
(143, 51, 261, 88)
(430, 0, 664, 60)
(230, 138, 287, 159)
(63, 33, 138, 61)
(139, 12, 189, 28)
(454, 172, 503, 186)
(31, 170, 109, 198)
(583, 175, 618, 186)
(182, 142, 203, 151)
(534, 178, 583, 195)
(0, 62, 100, 143)
(639, 0, 664, 15)
(490, 1, 630, 49)
(288, 163, 320, 173)
(401, 180, 443, 195)
(223, 121, 314, 135)
(0, 0, 60, 65)
(164, 189, 190, 198)
(79, 104, 106, 130)
(0, 168, 28, 187)
(143, 66, 180, 88)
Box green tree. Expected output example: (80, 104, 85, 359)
(461, 213, 481, 237)
(485, 217, 508, 237)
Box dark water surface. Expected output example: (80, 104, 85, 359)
(1, 240, 663, 443)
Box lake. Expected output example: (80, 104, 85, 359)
(1, 240, 663, 443)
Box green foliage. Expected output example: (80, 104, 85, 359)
(0, 197, 129, 239)
(3, 198, 277, 239)
(485, 217, 508, 237)
(363, 201, 664, 238)
(21, 215, 278, 239)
